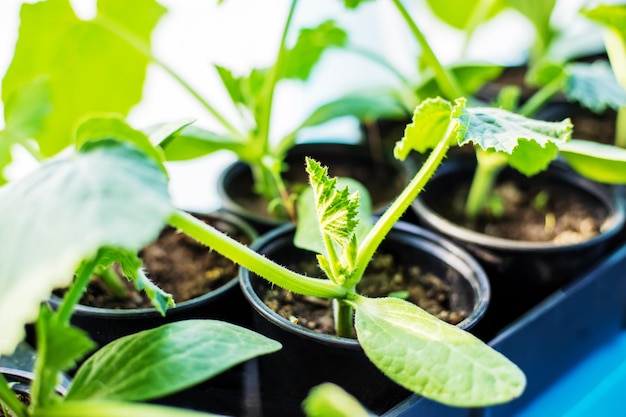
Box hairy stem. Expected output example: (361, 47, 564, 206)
(168, 210, 346, 298)
(55, 255, 103, 326)
(98, 266, 128, 299)
(334, 300, 355, 338)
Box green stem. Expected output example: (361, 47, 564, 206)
(351, 124, 454, 283)
(464, 149, 508, 220)
(334, 300, 354, 338)
(517, 72, 566, 118)
(390, 0, 465, 100)
(32, 401, 222, 417)
(345, 45, 414, 89)
(0, 373, 27, 417)
(459, 0, 499, 58)
(615, 107, 626, 148)
(98, 266, 128, 299)
(168, 210, 346, 298)
(93, 16, 243, 139)
(55, 255, 102, 326)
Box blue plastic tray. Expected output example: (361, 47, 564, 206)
(385, 242, 626, 416)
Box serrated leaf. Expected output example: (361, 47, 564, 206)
(295, 176, 372, 256)
(75, 115, 167, 173)
(2, 0, 166, 156)
(507, 139, 559, 176)
(283, 20, 347, 81)
(559, 139, 626, 184)
(67, 320, 281, 401)
(302, 383, 372, 417)
(353, 296, 526, 407)
(564, 61, 626, 113)
(458, 106, 572, 155)
(393, 97, 462, 160)
(0, 141, 173, 355)
(305, 158, 362, 248)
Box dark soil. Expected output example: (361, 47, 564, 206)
(0, 390, 29, 416)
(54, 214, 252, 310)
(429, 178, 607, 244)
(261, 252, 469, 336)
(230, 152, 408, 221)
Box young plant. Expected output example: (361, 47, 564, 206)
(0, 133, 281, 417)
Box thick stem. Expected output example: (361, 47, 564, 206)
(93, 16, 243, 139)
(390, 0, 465, 100)
(98, 266, 128, 299)
(351, 126, 454, 283)
(168, 210, 346, 299)
(0, 373, 27, 417)
(333, 299, 354, 338)
(464, 149, 508, 220)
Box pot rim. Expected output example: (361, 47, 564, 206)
(239, 221, 490, 349)
(413, 160, 626, 252)
(48, 210, 256, 318)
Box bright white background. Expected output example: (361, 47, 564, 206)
(0, 0, 602, 211)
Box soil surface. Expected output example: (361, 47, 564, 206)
(261, 252, 469, 336)
(428, 177, 608, 244)
(54, 215, 251, 309)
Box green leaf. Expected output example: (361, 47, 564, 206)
(67, 320, 281, 401)
(582, 5, 626, 86)
(75, 115, 167, 173)
(564, 61, 626, 113)
(298, 91, 408, 130)
(304, 158, 361, 249)
(302, 383, 372, 417)
(425, 0, 506, 31)
(457, 105, 571, 176)
(352, 296, 526, 407)
(2, 0, 166, 157)
(393, 97, 464, 160)
(295, 177, 372, 256)
(341, 0, 374, 9)
(95, 247, 175, 315)
(582, 5, 626, 41)
(161, 125, 247, 161)
(31, 307, 95, 408)
(283, 20, 347, 81)
(559, 139, 626, 184)
(0, 141, 173, 355)
(143, 118, 196, 147)
(4, 76, 53, 140)
(0, 131, 12, 185)
(34, 401, 224, 417)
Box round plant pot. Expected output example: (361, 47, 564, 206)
(218, 141, 412, 233)
(239, 221, 490, 416)
(411, 157, 625, 339)
(44, 211, 257, 416)
(0, 365, 69, 413)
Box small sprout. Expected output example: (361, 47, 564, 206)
(532, 190, 550, 211)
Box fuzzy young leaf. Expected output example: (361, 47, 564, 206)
(0, 141, 173, 355)
(67, 320, 281, 402)
(559, 139, 626, 184)
(394, 97, 465, 160)
(302, 383, 372, 417)
(2, 0, 166, 157)
(564, 61, 626, 113)
(352, 296, 526, 407)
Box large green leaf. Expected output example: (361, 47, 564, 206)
(352, 296, 526, 406)
(559, 139, 626, 184)
(0, 141, 173, 355)
(582, 5, 626, 86)
(2, 0, 166, 157)
(564, 61, 626, 113)
(33, 401, 223, 417)
(425, 0, 506, 31)
(67, 320, 281, 401)
(302, 383, 372, 417)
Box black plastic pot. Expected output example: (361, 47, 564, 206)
(411, 157, 625, 339)
(218, 141, 412, 233)
(239, 221, 490, 417)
